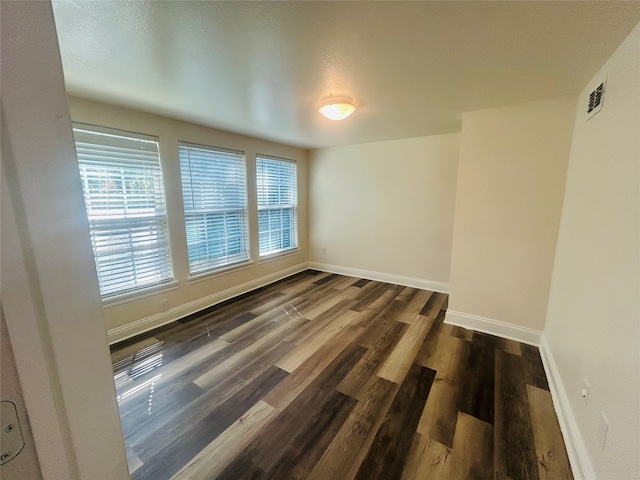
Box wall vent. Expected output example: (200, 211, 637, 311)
(587, 81, 605, 119)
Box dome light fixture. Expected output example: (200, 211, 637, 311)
(319, 98, 356, 121)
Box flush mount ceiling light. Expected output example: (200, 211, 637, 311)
(319, 98, 356, 121)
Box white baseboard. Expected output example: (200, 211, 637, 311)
(444, 310, 541, 346)
(106, 262, 309, 344)
(308, 262, 449, 294)
(539, 334, 595, 480)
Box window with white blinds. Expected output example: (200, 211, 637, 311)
(179, 142, 249, 274)
(73, 124, 173, 298)
(256, 155, 298, 256)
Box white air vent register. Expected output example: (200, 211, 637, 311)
(587, 80, 606, 120)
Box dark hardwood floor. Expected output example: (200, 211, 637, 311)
(110, 270, 573, 480)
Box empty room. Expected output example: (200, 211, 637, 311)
(2, 1, 639, 479)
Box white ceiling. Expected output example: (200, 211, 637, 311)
(52, 1, 640, 149)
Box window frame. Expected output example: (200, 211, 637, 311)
(256, 154, 299, 258)
(179, 141, 250, 277)
(73, 122, 175, 301)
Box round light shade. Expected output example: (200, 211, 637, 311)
(319, 102, 356, 121)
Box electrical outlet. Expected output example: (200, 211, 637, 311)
(321, 247, 326, 255)
(581, 379, 590, 407)
(160, 299, 168, 311)
(597, 411, 609, 450)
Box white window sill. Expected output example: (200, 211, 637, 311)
(187, 259, 255, 285)
(102, 280, 179, 308)
(258, 248, 300, 264)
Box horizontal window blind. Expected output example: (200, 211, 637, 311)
(179, 142, 249, 274)
(73, 124, 173, 298)
(256, 155, 298, 256)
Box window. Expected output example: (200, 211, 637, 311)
(179, 142, 249, 274)
(73, 124, 173, 298)
(256, 155, 298, 256)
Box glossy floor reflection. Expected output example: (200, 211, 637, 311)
(111, 270, 573, 480)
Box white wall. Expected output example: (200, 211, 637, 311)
(67, 97, 309, 342)
(543, 23, 640, 479)
(309, 133, 459, 291)
(446, 96, 576, 339)
(1, 2, 129, 478)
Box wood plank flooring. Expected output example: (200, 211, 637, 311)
(110, 270, 572, 480)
